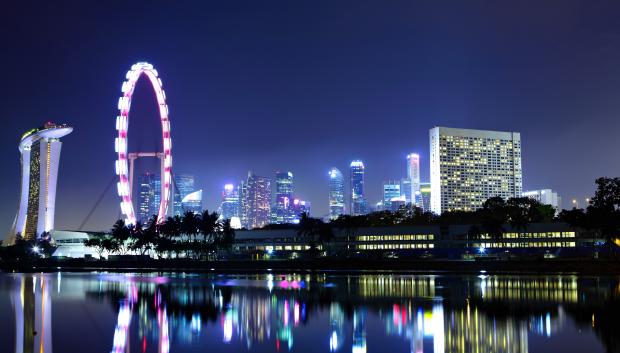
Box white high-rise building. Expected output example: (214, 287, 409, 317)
(430, 127, 522, 214)
(406, 153, 421, 206)
(8, 122, 73, 243)
(522, 189, 561, 214)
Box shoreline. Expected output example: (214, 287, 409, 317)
(2, 258, 620, 275)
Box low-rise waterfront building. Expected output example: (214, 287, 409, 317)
(52, 223, 603, 259)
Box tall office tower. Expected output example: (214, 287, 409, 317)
(290, 198, 311, 223)
(138, 172, 160, 222)
(382, 181, 401, 211)
(420, 182, 431, 212)
(181, 189, 202, 214)
(406, 153, 421, 206)
(430, 127, 522, 214)
(401, 178, 412, 205)
(328, 167, 345, 220)
(274, 171, 294, 224)
(522, 189, 562, 214)
(221, 183, 240, 220)
(172, 174, 195, 216)
(240, 172, 271, 229)
(8, 122, 72, 243)
(350, 160, 367, 216)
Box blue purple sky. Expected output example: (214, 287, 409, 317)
(1, 0, 620, 232)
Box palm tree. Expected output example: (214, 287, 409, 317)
(83, 232, 108, 259)
(111, 219, 131, 255)
(199, 210, 220, 243)
(181, 211, 201, 258)
(160, 216, 182, 258)
(217, 219, 236, 255)
(130, 216, 159, 256)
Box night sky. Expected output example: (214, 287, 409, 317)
(1, 1, 620, 233)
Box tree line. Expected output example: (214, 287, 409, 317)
(84, 210, 235, 259)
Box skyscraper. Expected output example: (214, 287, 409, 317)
(240, 172, 271, 229)
(172, 174, 195, 216)
(274, 171, 294, 224)
(8, 122, 72, 243)
(382, 181, 401, 211)
(401, 178, 412, 205)
(328, 167, 345, 220)
(138, 172, 160, 222)
(181, 189, 203, 214)
(291, 198, 311, 222)
(406, 153, 421, 206)
(221, 183, 240, 220)
(420, 182, 431, 212)
(430, 127, 522, 214)
(350, 160, 367, 216)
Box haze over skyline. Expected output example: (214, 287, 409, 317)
(1, 0, 620, 232)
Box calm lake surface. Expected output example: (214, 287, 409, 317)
(0, 271, 617, 353)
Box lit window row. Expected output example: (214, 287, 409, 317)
(356, 234, 434, 241)
(357, 243, 434, 250)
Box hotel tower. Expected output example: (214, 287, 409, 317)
(8, 122, 73, 243)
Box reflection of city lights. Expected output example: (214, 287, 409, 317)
(329, 331, 338, 352)
(191, 313, 201, 332)
(284, 300, 289, 325)
(294, 302, 300, 326)
(223, 312, 233, 343)
(352, 342, 366, 353)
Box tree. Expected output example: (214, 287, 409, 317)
(130, 216, 158, 256)
(199, 210, 220, 244)
(586, 177, 620, 252)
(83, 232, 108, 259)
(479, 197, 508, 239)
(110, 219, 131, 255)
(217, 218, 236, 253)
(297, 212, 324, 251)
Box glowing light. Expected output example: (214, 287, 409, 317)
(115, 62, 172, 225)
(329, 331, 338, 352)
(32, 246, 40, 254)
(478, 247, 486, 254)
(223, 311, 233, 342)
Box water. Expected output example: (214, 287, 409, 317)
(0, 271, 616, 353)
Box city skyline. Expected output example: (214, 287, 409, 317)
(1, 1, 619, 232)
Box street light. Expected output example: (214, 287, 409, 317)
(572, 199, 579, 209)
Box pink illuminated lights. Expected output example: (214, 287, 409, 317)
(115, 62, 172, 225)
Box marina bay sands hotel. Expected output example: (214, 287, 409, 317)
(7, 122, 72, 244)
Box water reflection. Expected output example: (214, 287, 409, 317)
(2, 272, 619, 352)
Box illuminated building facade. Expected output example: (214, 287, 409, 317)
(420, 182, 431, 212)
(273, 171, 295, 224)
(406, 153, 421, 206)
(173, 174, 196, 216)
(181, 189, 202, 214)
(328, 167, 345, 220)
(382, 181, 401, 211)
(138, 172, 159, 222)
(291, 198, 311, 221)
(8, 122, 72, 243)
(240, 172, 271, 229)
(430, 127, 522, 214)
(221, 183, 240, 220)
(523, 189, 562, 214)
(350, 160, 367, 216)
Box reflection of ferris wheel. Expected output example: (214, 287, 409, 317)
(114, 62, 172, 225)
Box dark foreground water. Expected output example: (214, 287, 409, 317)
(0, 272, 618, 353)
